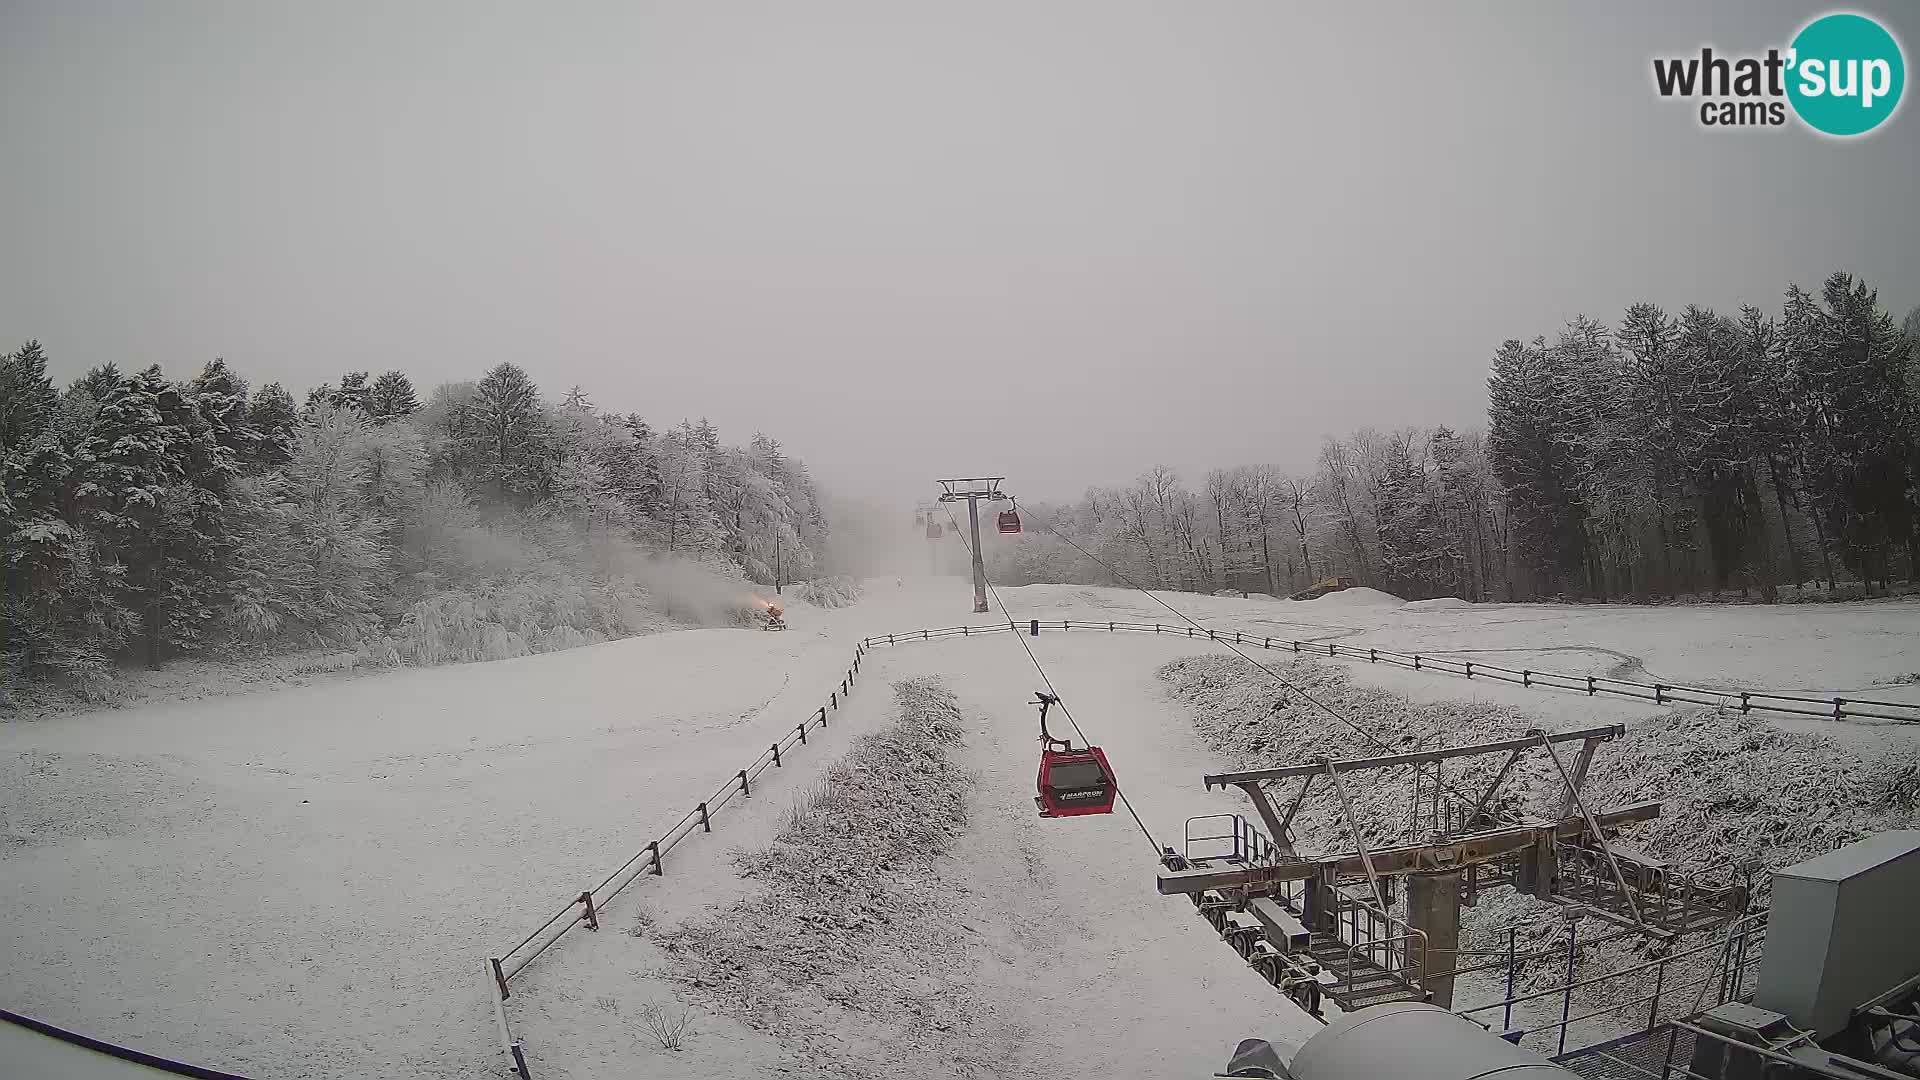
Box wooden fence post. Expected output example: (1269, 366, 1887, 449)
(491, 957, 511, 1000)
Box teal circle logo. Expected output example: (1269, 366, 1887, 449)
(1787, 13, 1905, 136)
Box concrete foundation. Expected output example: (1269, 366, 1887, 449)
(1408, 871, 1462, 1008)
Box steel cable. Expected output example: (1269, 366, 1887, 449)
(940, 505, 1165, 858)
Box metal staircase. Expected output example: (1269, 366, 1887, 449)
(1169, 815, 1429, 1015)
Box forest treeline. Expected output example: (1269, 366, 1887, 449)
(992, 272, 1920, 604)
(1, 352, 829, 688)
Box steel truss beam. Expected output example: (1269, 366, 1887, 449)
(1203, 725, 1624, 788)
(1155, 802, 1661, 896)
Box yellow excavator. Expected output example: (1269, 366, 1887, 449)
(1288, 576, 1355, 601)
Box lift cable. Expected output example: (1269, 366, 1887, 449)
(1025, 511, 1517, 826)
(940, 506, 1165, 858)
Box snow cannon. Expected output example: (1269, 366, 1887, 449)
(736, 594, 787, 631)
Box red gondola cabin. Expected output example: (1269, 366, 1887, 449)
(997, 509, 1022, 534)
(925, 520, 942, 539)
(1030, 692, 1116, 818)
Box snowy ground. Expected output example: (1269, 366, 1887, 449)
(3, 579, 1917, 1078)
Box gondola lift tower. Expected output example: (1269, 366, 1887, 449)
(936, 477, 1012, 613)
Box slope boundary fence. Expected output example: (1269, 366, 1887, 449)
(483, 641, 869, 1080)
(860, 621, 1920, 724)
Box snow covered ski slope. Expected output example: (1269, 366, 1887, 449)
(2, 578, 1915, 1078)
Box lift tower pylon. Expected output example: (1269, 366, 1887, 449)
(936, 477, 1011, 613)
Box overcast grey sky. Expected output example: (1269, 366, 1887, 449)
(3, 2, 1916, 500)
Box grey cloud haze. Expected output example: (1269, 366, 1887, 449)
(3, 1, 1916, 501)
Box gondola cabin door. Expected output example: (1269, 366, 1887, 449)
(1037, 746, 1116, 817)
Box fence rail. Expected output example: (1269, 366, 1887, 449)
(483, 641, 869, 1080)
(860, 620, 1920, 724)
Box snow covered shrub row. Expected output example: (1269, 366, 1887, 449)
(1457, 710, 1920, 1015)
(790, 575, 862, 608)
(365, 578, 663, 666)
(1160, 654, 1555, 848)
(1161, 653, 1919, 883)
(1585, 710, 1920, 881)
(657, 678, 994, 1077)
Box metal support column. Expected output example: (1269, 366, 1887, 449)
(966, 497, 988, 612)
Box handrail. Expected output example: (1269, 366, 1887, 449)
(1326, 884, 1430, 979)
(1347, 931, 1429, 1001)
(1455, 913, 1768, 1018)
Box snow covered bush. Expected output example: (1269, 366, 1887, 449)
(1586, 710, 1920, 881)
(791, 575, 862, 608)
(657, 678, 1000, 1077)
(638, 1003, 695, 1051)
(1162, 652, 1920, 883)
(1161, 653, 1552, 847)
(371, 578, 659, 665)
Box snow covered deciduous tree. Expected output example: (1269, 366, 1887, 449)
(225, 405, 396, 645)
(1373, 433, 1451, 598)
(653, 421, 722, 555)
(463, 363, 550, 501)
